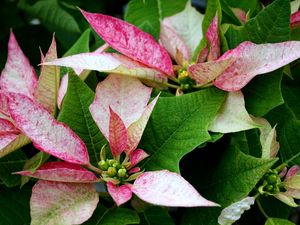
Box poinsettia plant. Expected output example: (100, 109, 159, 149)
(1, 0, 300, 224)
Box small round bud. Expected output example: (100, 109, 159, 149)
(118, 168, 127, 178)
(112, 162, 121, 170)
(107, 167, 117, 177)
(265, 185, 273, 192)
(267, 174, 278, 185)
(108, 159, 117, 166)
(98, 160, 109, 171)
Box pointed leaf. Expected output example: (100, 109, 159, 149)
(109, 108, 128, 158)
(0, 91, 10, 118)
(214, 41, 300, 91)
(126, 95, 159, 154)
(8, 93, 89, 165)
(188, 57, 234, 86)
(129, 149, 149, 168)
(206, 15, 220, 61)
(218, 197, 255, 225)
(209, 91, 259, 133)
(57, 73, 106, 165)
(34, 37, 60, 116)
(30, 180, 98, 225)
(0, 31, 37, 99)
(159, 22, 190, 62)
(265, 218, 295, 225)
(57, 73, 68, 109)
(80, 10, 173, 75)
(0, 134, 30, 158)
(162, 1, 204, 57)
(107, 182, 133, 206)
(274, 192, 298, 207)
(0, 134, 19, 154)
(132, 170, 218, 207)
(90, 74, 152, 140)
(139, 88, 225, 172)
(16, 161, 98, 183)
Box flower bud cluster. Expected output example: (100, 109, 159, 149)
(258, 170, 284, 195)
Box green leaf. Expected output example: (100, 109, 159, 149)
(243, 70, 284, 117)
(181, 207, 220, 225)
(265, 218, 295, 225)
(64, 28, 91, 57)
(226, 0, 291, 48)
(18, 0, 80, 34)
(277, 119, 300, 165)
(139, 88, 226, 172)
(0, 150, 27, 187)
(57, 72, 106, 165)
(207, 146, 276, 206)
(0, 184, 31, 225)
(125, 0, 187, 39)
(139, 207, 174, 225)
(84, 205, 140, 225)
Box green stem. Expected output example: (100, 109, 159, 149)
(256, 197, 269, 219)
(165, 82, 180, 89)
(168, 76, 180, 83)
(284, 151, 300, 165)
(193, 82, 214, 89)
(86, 163, 102, 174)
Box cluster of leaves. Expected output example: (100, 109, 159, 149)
(1, 0, 300, 224)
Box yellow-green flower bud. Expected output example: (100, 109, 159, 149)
(107, 167, 117, 177)
(118, 168, 127, 178)
(98, 160, 109, 171)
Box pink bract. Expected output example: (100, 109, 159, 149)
(8, 93, 89, 165)
(80, 10, 173, 76)
(107, 182, 133, 206)
(0, 31, 38, 99)
(15, 161, 98, 183)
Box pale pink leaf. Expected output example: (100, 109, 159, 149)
(80, 10, 173, 76)
(231, 8, 247, 24)
(15, 161, 98, 183)
(0, 31, 37, 99)
(57, 74, 68, 109)
(214, 41, 300, 91)
(0, 133, 18, 151)
(42, 52, 167, 83)
(218, 197, 255, 225)
(209, 91, 259, 133)
(90, 74, 152, 139)
(0, 134, 30, 158)
(291, 11, 300, 29)
(107, 182, 133, 206)
(129, 149, 149, 168)
(252, 117, 279, 159)
(206, 15, 220, 61)
(34, 37, 60, 116)
(132, 170, 219, 207)
(109, 108, 128, 158)
(196, 45, 209, 63)
(126, 95, 159, 154)
(163, 1, 204, 57)
(30, 180, 99, 225)
(0, 91, 10, 118)
(274, 192, 298, 207)
(160, 23, 190, 63)
(8, 93, 89, 165)
(188, 57, 234, 86)
(286, 165, 300, 179)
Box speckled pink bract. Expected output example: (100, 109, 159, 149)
(8, 93, 89, 165)
(80, 10, 173, 76)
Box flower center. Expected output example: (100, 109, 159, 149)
(177, 69, 196, 90)
(258, 170, 285, 195)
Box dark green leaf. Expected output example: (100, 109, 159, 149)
(140, 88, 226, 172)
(265, 218, 295, 225)
(226, 0, 290, 48)
(0, 150, 27, 187)
(139, 207, 175, 225)
(125, 0, 187, 39)
(0, 184, 32, 224)
(243, 70, 284, 117)
(57, 73, 106, 165)
(181, 207, 221, 225)
(18, 0, 81, 34)
(84, 204, 139, 225)
(64, 28, 91, 57)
